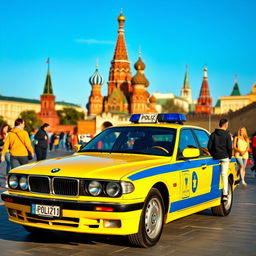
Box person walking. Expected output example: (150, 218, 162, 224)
(0, 124, 11, 173)
(207, 119, 232, 201)
(1, 118, 34, 169)
(251, 131, 256, 175)
(233, 127, 250, 187)
(34, 123, 49, 161)
(66, 131, 72, 151)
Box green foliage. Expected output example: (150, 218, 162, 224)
(57, 107, 85, 125)
(161, 99, 187, 114)
(19, 110, 43, 133)
(0, 115, 7, 126)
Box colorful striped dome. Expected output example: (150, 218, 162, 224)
(89, 68, 104, 86)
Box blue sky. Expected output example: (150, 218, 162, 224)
(0, 0, 256, 108)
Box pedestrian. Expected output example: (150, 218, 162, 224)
(207, 119, 232, 201)
(59, 131, 65, 149)
(66, 131, 72, 151)
(251, 131, 256, 175)
(34, 123, 49, 161)
(49, 133, 56, 152)
(1, 118, 34, 169)
(233, 127, 250, 187)
(0, 124, 11, 173)
(53, 134, 59, 151)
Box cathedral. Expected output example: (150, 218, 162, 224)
(87, 11, 156, 117)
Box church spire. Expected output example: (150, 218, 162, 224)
(180, 65, 192, 103)
(195, 67, 212, 114)
(107, 10, 132, 98)
(183, 65, 190, 89)
(230, 74, 241, 96)
(43, 71, 53, 95)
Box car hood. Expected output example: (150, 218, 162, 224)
(11, 153, 172, 180)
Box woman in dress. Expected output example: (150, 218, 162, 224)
(233, 127, 250, 187)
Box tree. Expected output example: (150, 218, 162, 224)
(161, 99, 187, 114)
(57, 107, 85, 125)
(19, 110, 43, 133)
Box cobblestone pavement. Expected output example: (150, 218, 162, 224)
(0, 152, 256, 256)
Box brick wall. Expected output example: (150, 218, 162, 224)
(187, 102, 256, 136)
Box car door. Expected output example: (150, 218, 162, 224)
(176, 128, 200, 201)
(192, 129, 221, 200)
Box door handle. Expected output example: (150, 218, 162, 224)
(201, 164, 207, 169)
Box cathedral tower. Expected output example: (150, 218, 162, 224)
(88, 64, 104, 116)
(195, 67, 212, 114)
(37, 66, 60, 127)
(180, 65, 192, 103)
(107, 10, 132, 98)
(130, 56, 150, 114)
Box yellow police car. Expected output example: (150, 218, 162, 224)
(1, 113, 239, 247)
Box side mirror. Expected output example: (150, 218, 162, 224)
(73, 144, 82, 152)
(182, 148, 200, 159)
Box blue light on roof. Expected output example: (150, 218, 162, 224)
(130, 113, 186, 124)
(129, 114, 141, 123)
(158, 113, 186, 123)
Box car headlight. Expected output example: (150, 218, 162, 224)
(88, 181, 102, 196)
(106, 182, 121, 197)
(121, 181, 135, 194)
(9, 175, 18, 189)
(19, 176, 28, 190)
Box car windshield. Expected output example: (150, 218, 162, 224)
(80, 126, 176, 156)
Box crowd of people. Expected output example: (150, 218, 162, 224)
(208, 119, 256, 202)
(0, 118, 82, 177)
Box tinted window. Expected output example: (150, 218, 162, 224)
(193, 129, 210, 156)
(178, 129, 198, 157)
(80, 126, 176, 157)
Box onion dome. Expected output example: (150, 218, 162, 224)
(134, 57, 145, 71)
(118, 9, 126, 22)
(131, 56, 149, 87)
(131, 72, 149, 87)
(149, 95, 157, 103)
(89, 66, 104, 86)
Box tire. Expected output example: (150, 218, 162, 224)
(23, 225, 50, 234)
(128, 188, 165, 247)
(211, 178, 233, 216)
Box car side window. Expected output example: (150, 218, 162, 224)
(193, 129, 210, 157)
(178, 129, 198, 159)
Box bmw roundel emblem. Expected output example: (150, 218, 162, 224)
(51, 168, 61, 173)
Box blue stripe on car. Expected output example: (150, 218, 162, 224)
(128, 158, 220, 181)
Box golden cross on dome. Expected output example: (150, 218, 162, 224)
(96, 58, 99, 69)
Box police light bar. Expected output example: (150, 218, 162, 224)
(129, 113, 186, 124)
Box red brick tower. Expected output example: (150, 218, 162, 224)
(107, 10, 132, 99)
(37, 69, 60, 127)
(130, 56, 150, 114)
(195, 67, 212, 114)
(88, 64, 104, 116)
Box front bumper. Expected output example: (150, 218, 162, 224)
(1, 192, 143, 235)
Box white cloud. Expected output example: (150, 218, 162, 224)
(75, 38, 115, 45)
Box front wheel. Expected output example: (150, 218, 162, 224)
(211, 178, 233, 216)
(128, 188, 165, 247)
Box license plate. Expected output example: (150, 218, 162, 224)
(31, 204, 61, 217)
